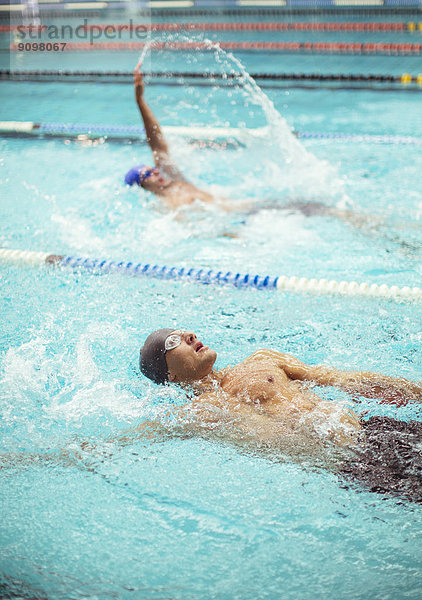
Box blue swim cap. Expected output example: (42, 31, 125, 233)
(124, 164, 146, 186)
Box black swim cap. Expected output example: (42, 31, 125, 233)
(139, 328, 175, 385)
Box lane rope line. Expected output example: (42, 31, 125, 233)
(0, 248, 421, 303)
(1, 121, 421, 146)
(2, 69, 422, 85)
(4, 8, 422, 20)
(3, 21, 422, 33)
(9, 41, 422, 54)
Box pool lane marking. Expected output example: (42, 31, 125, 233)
(8, 41, 422, 55)
(0, 248, 420, 303)
(2, 70, 421, 85)
(1, 121, 421, 146)
(3, 21, 420, 33)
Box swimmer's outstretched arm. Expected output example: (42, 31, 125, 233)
(310, 366, 421, 406)
(259, 350, 422, 407)
(134, 61, 184, 179)
(134, 61, 168, 160)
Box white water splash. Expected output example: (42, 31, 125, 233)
(138, 41, 151, 67)
(0, 326, 159, 445)
(210, 42, 347, 202)
(51, 211, 107, 255)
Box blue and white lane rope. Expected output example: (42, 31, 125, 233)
(296, 132, 422, 146)
(1, 121, 422, 147)
(0, 248, 421, 303)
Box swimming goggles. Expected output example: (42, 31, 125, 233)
(139, 168, 158, 184)
(164, 332, 185, 352)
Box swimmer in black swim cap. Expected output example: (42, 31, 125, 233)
(139, 327, 422, 502)
(139, 329, 217, 385)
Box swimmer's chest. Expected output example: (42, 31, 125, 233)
(219, 357, 304, 407)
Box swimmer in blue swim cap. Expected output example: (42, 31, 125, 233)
(124, 60, 216, 209)
(124, 62, 411, 242)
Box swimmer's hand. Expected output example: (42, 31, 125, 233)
(134, 59, 145, 103)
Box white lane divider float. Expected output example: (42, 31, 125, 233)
(0, 248, 421, 303)
(1, 121, 422, 146)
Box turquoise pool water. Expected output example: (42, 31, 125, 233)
(1, 14, 422, 600)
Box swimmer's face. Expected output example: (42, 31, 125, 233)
(166, 330, 217, 384)
(140, 166, 171, 192)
